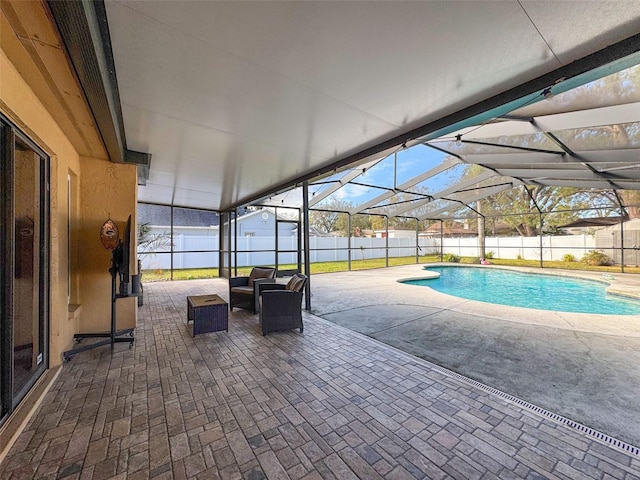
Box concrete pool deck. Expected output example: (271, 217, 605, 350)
(309, 264, 640, 448)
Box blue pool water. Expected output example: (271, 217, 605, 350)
(402, 266, 640, 315)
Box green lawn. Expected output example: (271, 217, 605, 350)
(140, 255, 640, 282)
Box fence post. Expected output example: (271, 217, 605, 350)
(385, 216, 389, 267)
(170, 206, 174, 279)
(348, 214, 352, 271)
(538, 212, 543, 268)
(440, 221, 444, 261)
(246, 235, 250, 267)
(620, 216, 625, 273)
(415, 220, 419, 263)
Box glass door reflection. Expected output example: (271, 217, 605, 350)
(12, 137, 46, 400)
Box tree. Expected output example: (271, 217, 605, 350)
(309, 199, 351, 233)
(366, 185, 432, 228)
(370, 215, 418, 232)
(455, 161, 599, 236)
(512, 64, 640, 220)
(136, 223, 172, 306)
(476, 185, 609, 236)
(621, 190, 640, 218)
(137, 223, 172, 260)
(309, 199, 374, 236)
(453, 110, 638, 236)
(347, 213, 373, 236)
(369, 214, 417, 231)
(517, 64, 640, 117)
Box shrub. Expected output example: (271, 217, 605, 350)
(580, 250, 613, 266)
(443, 253, 461, 263)
(484, 251, 494, 259)
(562, 253, 576, 262)
(516, 253, 523, 260)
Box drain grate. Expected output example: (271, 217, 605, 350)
(431, 365, 640, 456)
(429, 365, 640, 456)
(314, 316, 640, 457)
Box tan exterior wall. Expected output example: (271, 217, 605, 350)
(1, 48, 138, 366)
(78, 157, 138, 336)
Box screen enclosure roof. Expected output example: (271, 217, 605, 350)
(101, 1, 640, 213)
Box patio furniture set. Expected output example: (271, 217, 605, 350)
(187, 267, 307, 337)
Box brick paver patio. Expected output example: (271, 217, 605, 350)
(2, 278, 639, 479)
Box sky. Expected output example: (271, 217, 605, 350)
(315, 144, 461, 209)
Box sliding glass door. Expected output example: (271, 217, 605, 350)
(1, 116, 49, 422)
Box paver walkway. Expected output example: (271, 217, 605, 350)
(310, 265, 640, 447)
(1, 278, 639, 479)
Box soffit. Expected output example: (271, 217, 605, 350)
(0, 1, 107, 159)
(104, 0, 640, 211)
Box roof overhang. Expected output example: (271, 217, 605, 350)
(49, 1, 640, 211)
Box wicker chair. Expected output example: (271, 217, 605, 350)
(259, 274, 307, 336)
(229, 267, 276, 313)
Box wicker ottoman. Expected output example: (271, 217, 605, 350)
(187, 294, 229, 337)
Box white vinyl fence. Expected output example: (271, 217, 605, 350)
(442, 235, 597, 261)
(139, 231, 601, 270)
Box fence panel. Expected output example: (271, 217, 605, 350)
(141, 231, 606, 271)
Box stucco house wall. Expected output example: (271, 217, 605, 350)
(0, 0, 138, 456)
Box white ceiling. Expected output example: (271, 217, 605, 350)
(104, 0, 640, 211)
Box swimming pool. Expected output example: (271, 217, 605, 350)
(401, 266, 640, 315)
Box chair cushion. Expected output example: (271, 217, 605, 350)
(231, 286, 254, 295)
(285, 274, 306, 292)
(248, 267, 275, 287)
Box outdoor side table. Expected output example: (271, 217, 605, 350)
(187, 294, 229, 337)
